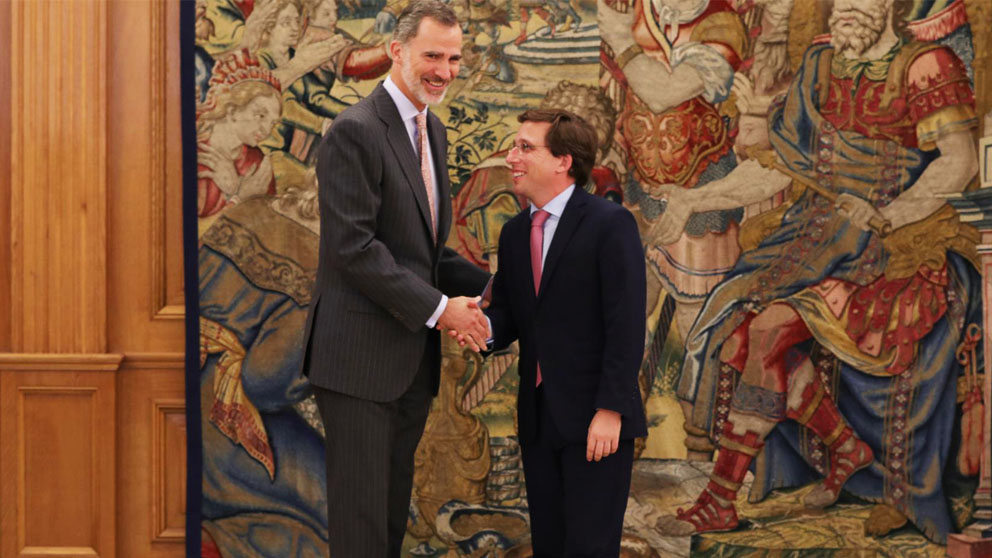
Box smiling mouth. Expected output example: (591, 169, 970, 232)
(423, 77, 448, 91)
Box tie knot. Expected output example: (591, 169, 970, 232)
(532, 209, 551, 228)
(415, 112, 427, 130)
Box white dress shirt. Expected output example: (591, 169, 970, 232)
(530, 184, 576, 270)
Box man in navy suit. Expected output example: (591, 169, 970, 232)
(484, 109, 647, 557)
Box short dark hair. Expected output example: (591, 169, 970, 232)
(392, 0, 459, 45)
(518, 109, 597, 187)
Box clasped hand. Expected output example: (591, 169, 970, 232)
(437, 296, 490, 352)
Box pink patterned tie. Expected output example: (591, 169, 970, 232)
(415, 113, 437, 240)
(531, 209, 550, 386)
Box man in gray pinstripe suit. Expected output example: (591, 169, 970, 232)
(301, 2, 491, 556)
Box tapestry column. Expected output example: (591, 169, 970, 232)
(944, 113, 992, 556)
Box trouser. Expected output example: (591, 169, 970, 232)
(314, 355, 433, 558)
(520, 387, 634, 558)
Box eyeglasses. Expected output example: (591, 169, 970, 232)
(509, 141, 547, 154)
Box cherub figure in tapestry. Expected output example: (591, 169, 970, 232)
(650, 0, 983, 543)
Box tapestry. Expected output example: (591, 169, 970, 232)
(183, 0, 990, 556)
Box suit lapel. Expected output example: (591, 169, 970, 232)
(537, 188, 587, 299)
(373, 86, 435, 243)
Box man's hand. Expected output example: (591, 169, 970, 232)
(835, 193, 882, 232)
(586, 409, 622, 462)
(648, 184, 692, 246)
(437, 296, 489, 352)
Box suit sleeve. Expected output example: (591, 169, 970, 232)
(484, 224, 518, 351)
(317, 116, 442, 332)
(594, 209, 647, 416)
(437, 247, 491, 296)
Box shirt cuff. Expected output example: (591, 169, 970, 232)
(426, 295, 447, 328)
(485, 315, 493, 347)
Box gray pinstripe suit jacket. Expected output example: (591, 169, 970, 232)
(302, 84, 490, 402)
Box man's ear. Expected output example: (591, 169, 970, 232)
(557, 153, 573, 176)
(388, 40, 402, 62)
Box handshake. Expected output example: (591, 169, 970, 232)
(436, 295, 490, 352)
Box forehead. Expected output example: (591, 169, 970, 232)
(517, 121, 551, 141)
(834, 0, 885, 8)
(244, 94, 280, 110)
(407, 17, 462, 53)
(277, 3, 299, 18)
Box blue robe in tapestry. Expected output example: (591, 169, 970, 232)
(198, 197, 328, 558)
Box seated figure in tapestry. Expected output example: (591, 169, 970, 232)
(198, 170, 329, 558)
(650, 0, 983, 544)
(196, 49, 282, 218)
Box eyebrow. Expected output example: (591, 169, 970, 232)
(424, 50, 461, 60)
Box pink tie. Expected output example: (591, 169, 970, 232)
(531, 209, 550, 386)
(415, 113, 437, 240)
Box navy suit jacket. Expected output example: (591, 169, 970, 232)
(487, 187, 648, 444)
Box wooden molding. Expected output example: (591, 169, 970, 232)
(149, 0, 185, 322)
(0, 354, 123, 372)
(121, 352, 185, 370)
(151, 399, 186, 542)
(20, 546, 99, 558)
(9, 0, 109, 353)
(0, 0, 11, 352)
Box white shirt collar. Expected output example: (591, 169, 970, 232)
(530, 184, 576, 219)
(383, 76, 428, 123)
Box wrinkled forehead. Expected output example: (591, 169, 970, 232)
(832, 0, 890, 12)
(407, 18, 462, 51)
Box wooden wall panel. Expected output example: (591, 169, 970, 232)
(106, 0, 187, 556)
(0, 0, 11, 353)
(117, 356, 185, 558)
(152, 398, 187, 542)
(0, 356, 119, 558)
(147, 0, 185, 322)
(8, 0, 108, 353)
(107, 0, 185, 352)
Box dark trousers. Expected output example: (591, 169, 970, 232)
(313, 356, 433, 558)
(520, 387, 634, 558)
